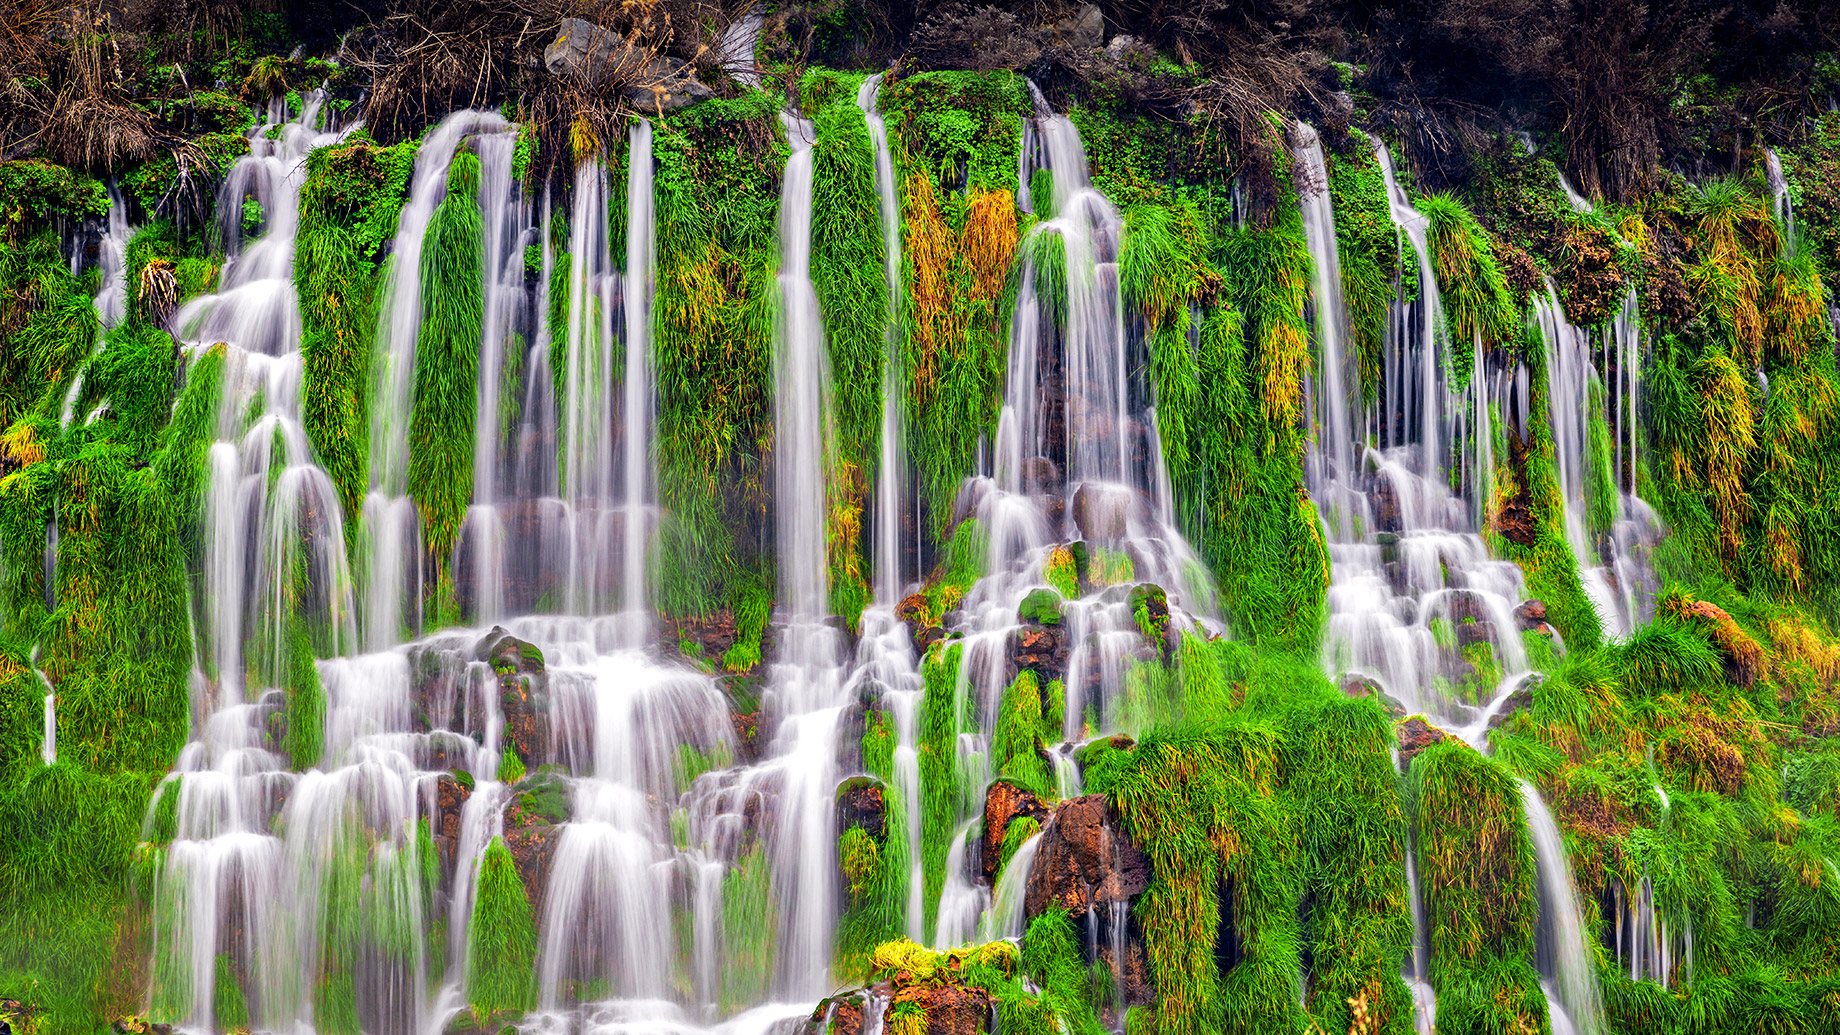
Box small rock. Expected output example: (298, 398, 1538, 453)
(1071, 483, 1132, 540)
(1512, 599, 1548, 630)
(1485, 676, 1538, 733)
(504, 823, 558, 916)
(544, 18, 648, 82)
(836, 776, 886, 843)
(1396, 716, 1452, 769)
(1104, 34, 1138, 60)
(1370, 470, 1403, 533)
(1341, 676, 1407, 719)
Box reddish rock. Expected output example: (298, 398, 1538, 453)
(1497, 494, 1537, 546)
(1396, 717, 1453, 769)
(435, 772, 472, 867)
(1012, 625, 1068, 682)
(1341, 676, 1406, 719)
(504, 824, 559, 916)
(895, 982, 993, 1035)
(982, 780, 1051, 881)
(1677, 599, 1763, 687)
(1023, 795, 1150, 921)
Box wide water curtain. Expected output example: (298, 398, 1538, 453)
(12, 17, 1840, 1035)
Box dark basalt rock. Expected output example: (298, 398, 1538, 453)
(982, 779, 1050, 881)
(476, 627, 551, 767)
(836, 776, 886, 843)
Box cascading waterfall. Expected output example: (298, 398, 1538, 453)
(1304, 130, 1624, 1034)
(763, 110, 848, 993)
(460, 126, 536, 625)
(621, 120, 657, 628)
(61, 184, 134, 426)
(1766, 147, 1794, 254)
(854, 71, 929, 942)
(362, 109, 513, 650)
(171, 90, 360, 706)
(1315, 134, 1534, 727)
(915, 84, 1221, 953)
(1522, 780, 1604, 1035)
(1534, 287, 1660, 636)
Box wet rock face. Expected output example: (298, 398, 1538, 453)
(837, 776, 887, 843)
(1071, 483, 1134, 541)
(982, 780, 1051, 881)
(433, 772, 473, 869)
(503, 822, 558, 916)
(1023, 795, 1150, 922)
(900, 983, 994, 1035)
(476, 628, 550, 767)
(1485, 675, 1539, 733)
(1513, 598, 1556, 639)
(1396, 717, 1452, 769)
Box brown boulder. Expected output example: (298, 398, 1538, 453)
(435, 772, 472, 868)
(1023, 794, 1150, 921)
(896, 982, 993, 1035)
(1341, 676, 1407, 719)
(1371, 470, 1402, 533)
(1012, 625, 1068, 683)
(982, 780, 1051, 881)
(1396, 717, 1453, 770)
(504, 824, 559, 916)
(1071, 483, 1132, 541)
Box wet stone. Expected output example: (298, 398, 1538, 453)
(1396, 716, 1453, 770)
(982, 779, 1051, 882)
(836, 776, 886, 843)
(1024, 794, 1150, 922)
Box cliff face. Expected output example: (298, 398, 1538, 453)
(1, 5, 1839, 1035)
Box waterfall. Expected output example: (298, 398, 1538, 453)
(362, 109, 513, 650)
(1765, 147, 1794, 254)
(766, 109, 847, 995)
(558, 157, 620, 618)
(1317, 136, 1533, 723)
(37, 669, 54, 766)
(1534, 285, 1661, 637)
(61, 184, 134, 426)
(1295, 123, 1359, 541)
(1402, 831, 1437, 1034)
(171, 90, 360, 705)
(1521, 780, 1604, 1035)
(859, 74, 908, 607)
(977, 831, 1043, 941)
(621, 120, 657, 630)
(460, 125, 533, 625)
(854, 71, 928, 943)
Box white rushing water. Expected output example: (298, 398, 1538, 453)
(1521, 780, 1604, 1035)
(362, 109, 514, 650)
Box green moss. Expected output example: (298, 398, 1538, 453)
(466, 836, 537, 1020)
(1407, 742, 1544, 1035)
(920, 642, 964, 937)
(407, 149, 483, 568)
(296, 138, 417, 532)
(721, 844, 777, 1011)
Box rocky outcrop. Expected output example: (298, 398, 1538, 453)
(432, 771, 473, 869)
(476, 627, 550, 767)
(1011, 623, 1069, 684)
(543, 18, 714, 111)
(1023, 795, 1150, 920)
(837, 776, 886, 842)
(981, 780, 1050, 881)
(1513, 599, 1556, 638)
(1396, 716, 1453, 769)
(1071, 483, 1133, 541)
(1341, 675, 1407, 719)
